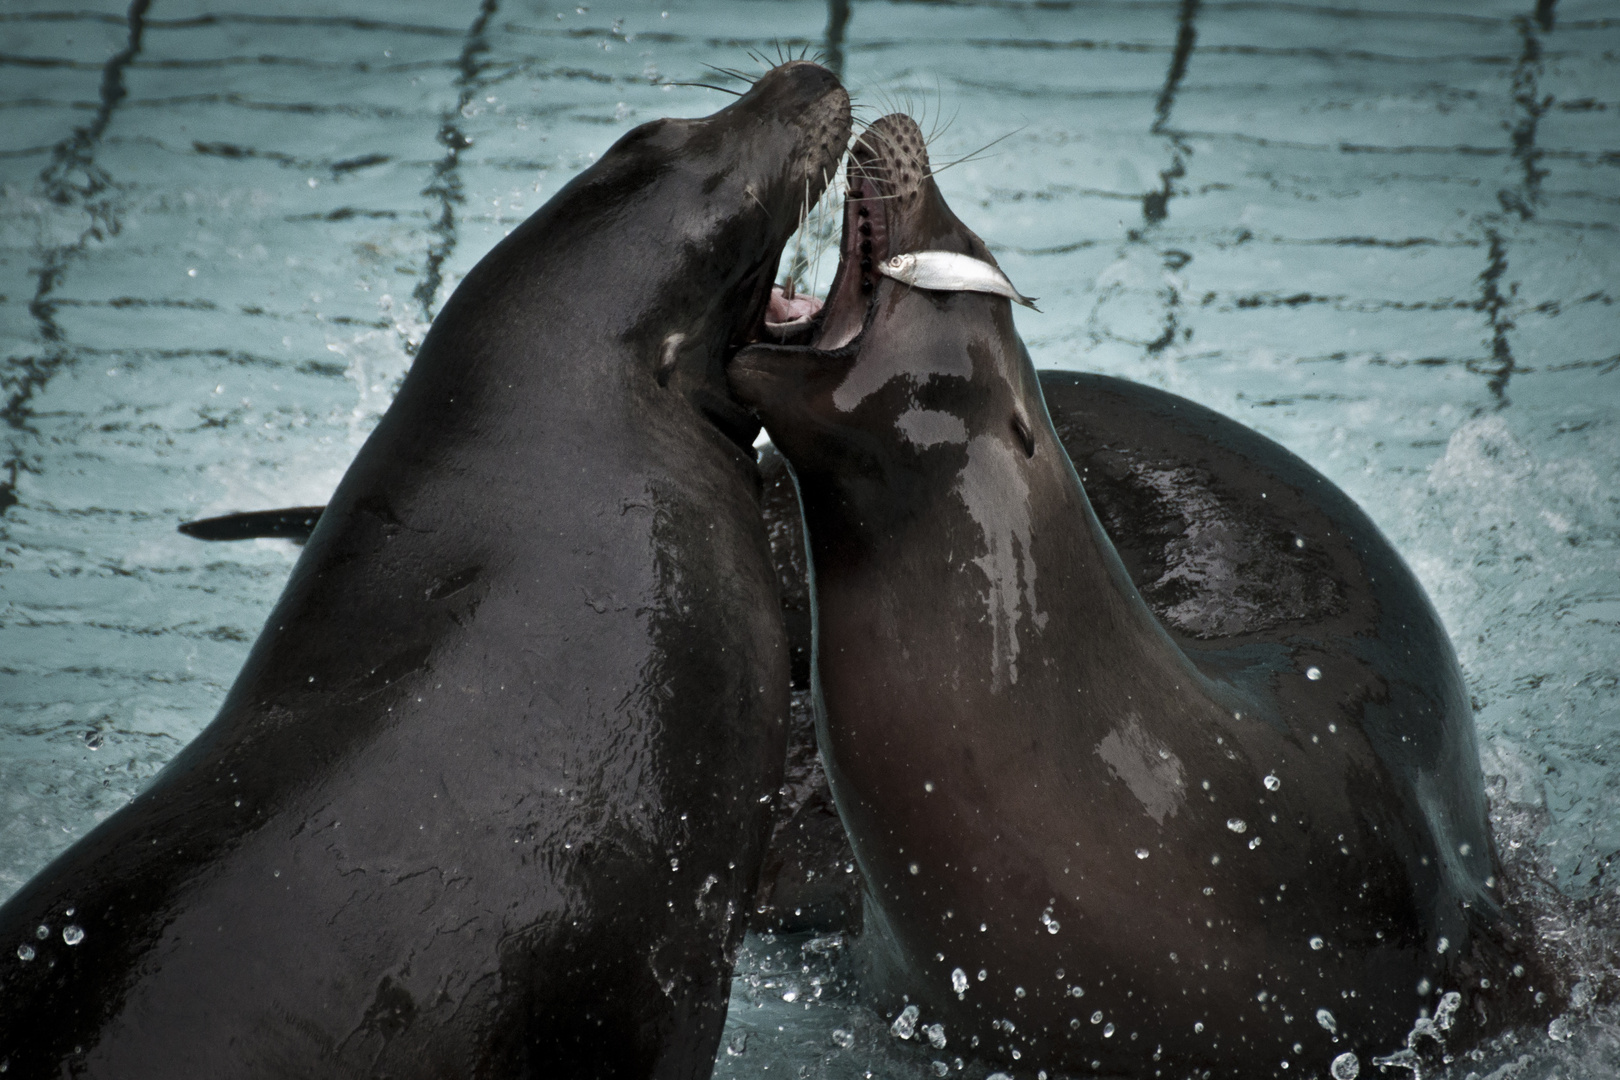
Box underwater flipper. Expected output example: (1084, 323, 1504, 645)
(178, 506, 325, 543)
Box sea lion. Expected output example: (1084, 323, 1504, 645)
(0, 63, 849, 1078)
(177, 456, 864, 937)
(728, 114, 1540, 1078)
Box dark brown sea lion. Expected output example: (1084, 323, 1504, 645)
(727, 114, 1541, 1079)
(0, 63, 849, 1079)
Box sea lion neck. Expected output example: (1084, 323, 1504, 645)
(801, 342, 1215, 726)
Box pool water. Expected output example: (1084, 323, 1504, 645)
(2, 1, 1616, 1076)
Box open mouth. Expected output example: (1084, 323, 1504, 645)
(762, 280, 824, 343)
(813, 130, 895, 354)
(707, 159, 846, 455)
(729, 117, 905, 365)
(740, 114, 1034, 371)
(721, 116, 922, 440)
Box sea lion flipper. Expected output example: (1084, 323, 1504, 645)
(177, 506, 325, 543)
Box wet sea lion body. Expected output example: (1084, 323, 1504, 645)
(729, 114, 1537, 1078)
(0, 64, 849, 1078)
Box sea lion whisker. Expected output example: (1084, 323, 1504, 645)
(925, 98, 960, 147)
(674, 82, 745, 96)
(925, 126, 1024, 176)
(702, 63, 758, 86)
(920, 79, 951, 143)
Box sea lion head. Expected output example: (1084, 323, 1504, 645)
(730, 112, 1045, 543)
(613, 61, 852, 452)
(438, 61, 850, 459)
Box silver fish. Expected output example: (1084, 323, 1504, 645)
(876, 250, 1040, 310)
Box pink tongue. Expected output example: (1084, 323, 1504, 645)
(766, 285, 823, 324)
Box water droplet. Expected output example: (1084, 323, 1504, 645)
(1458, 842, 1471, 856)
(1316, 1008, 1337, 1033)
(1135, 848, 1150, 860)
(1090, 1011, 1103, 1024)
(669, 857, 679, 871)
(1310, 936, 1325, 950)
(831, 1028, 855, 1049)
(83, 731, 102, 750)
(890, 1004, 919, 1039)
(1249, 837, 1262, 849)
(34, 926, 48, 941)
(1436, 936, 1449, 954)
(1015, 986, 1026, 998)
(1226, 818, 1247, 834)
(16, 944, 35, 962)
(1194, 1021, 1204, 1033)
(781, 987, 798, 1003)
(1435, 991, 1461, 1030)
(1416, 978, 1431, 995)
(725, 1032, 748, 1056)
(978, 969, 987, 981)
(924, 781, 934, 792)
(1068, 985, 1085, 997)
(909, 863, 919, 875)
(932, 1063, 949, 1077)
(1547, 1016, 1572, 1042)
(951, 968, 968, 994)
(1103, 1023, 1116, 1037)
(1306, 666, 1322, 681)
(925, 1023, 946, 1049)
(61, 925, 83, 946)
(1263, 774, 1280, 791)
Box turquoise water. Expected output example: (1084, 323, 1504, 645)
(2, 1, 1616, 1076)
